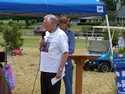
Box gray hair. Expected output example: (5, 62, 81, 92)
(44, 14, 58, 25)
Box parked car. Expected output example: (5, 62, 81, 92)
(34, 25, 46, 35)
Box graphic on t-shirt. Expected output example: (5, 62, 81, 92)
(41, 41, 50, 52)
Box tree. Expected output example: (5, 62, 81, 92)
(100, 0, 117, 22)
(122, 0, 125, 5)
(100, 0, 116, 11)
(13, 16, 43, 28)
(1, 23, 24, 51)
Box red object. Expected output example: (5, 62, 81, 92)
(14, 49, 21, 55)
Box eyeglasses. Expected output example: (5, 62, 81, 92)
(60, 21, 67, 24)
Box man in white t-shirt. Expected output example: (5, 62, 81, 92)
(39, 14, 68, 94)
(118, 32, 125, 48)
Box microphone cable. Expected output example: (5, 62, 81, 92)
(31, 31, 45, 94)
(31, 50, 41, 94)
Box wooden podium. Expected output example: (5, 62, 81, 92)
(68, 54, 99, 94)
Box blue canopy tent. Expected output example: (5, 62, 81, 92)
(0, 0, 106, 15)
(0, 0, 113, 52)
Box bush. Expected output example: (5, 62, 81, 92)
(103, 29, 120, 43)
(81, 26, 93, 31)
(1, 23, 24, 51)
(0, 21, 3, 25)
(117, 48, 125, 54)
(0, 26, 3, 33)
(30, 19, 37, 25)
(109, 22, 118, 26)
(77, 22, 101, 26)
(99, 22, 119, 26)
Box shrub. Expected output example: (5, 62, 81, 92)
(0, 21, 3, 25)
(77, 22, 101, 26)
(81, 26, 93, 31)
(103, 29, 120, 43)
(117, 48, 125, 54)
(1, 23, 24, 51)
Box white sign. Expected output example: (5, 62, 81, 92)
(122, 80, 125, 87)
(97, 6, 103, 13)
(122, 71, 125, 77)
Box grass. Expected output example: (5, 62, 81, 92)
(0, 27, 117, 94)
(22, 36, 41, 48)
(7, 47, 116, 94)
(69, 26, 82, 31)
(20, 28, 34, 36)
(0, 35, 41, 48)
(0, 34, 4, 43)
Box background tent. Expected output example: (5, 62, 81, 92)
(0, 0, 113, 53)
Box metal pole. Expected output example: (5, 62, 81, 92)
(5, 30, 8, 65)
(106, 15, 113, 54)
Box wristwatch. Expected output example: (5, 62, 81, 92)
(59, 68, 63, 71)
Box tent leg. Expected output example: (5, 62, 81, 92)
(4, 30, 8, 67)
(105, 14, 113, 54)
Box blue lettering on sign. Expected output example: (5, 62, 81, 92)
(97, 6, 103, 13)
(113, 57, 125, 68)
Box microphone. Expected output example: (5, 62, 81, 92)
(40, 31, 46, 52)
(41, 31, 46, 39)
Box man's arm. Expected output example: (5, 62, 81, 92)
(56, 52, 68, 79)
(56, 31, 69, 79)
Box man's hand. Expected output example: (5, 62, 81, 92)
(56, 70, 62, 79)
(39, 38, 44, 46)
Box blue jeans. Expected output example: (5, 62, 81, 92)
(63, 59, 74, 94)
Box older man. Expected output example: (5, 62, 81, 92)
(39, 14, 69, 94)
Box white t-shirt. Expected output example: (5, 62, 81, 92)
(40, 27, 68, 73)
(118, 37, 125, 48)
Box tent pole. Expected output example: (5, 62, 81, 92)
(105, 14, 113, 54)
(5, 30, 8, 65)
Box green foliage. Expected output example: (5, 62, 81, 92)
(0, 21, 3, 25)
(100, 0, 116, 11)
(109, 22, 118, 26)
(117, 48, 125, 54)
(122, 0, 125, 5)
(0, 25, 3, 33)
(100, 22, 120, 26)
(30, 19, 37, 25)
(81, 26, 93, 31)
(77, 22, 101, 26)
(107, 10, 116, 22)
(1, 23, 24, 51)
(103, 29, 120, 43)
